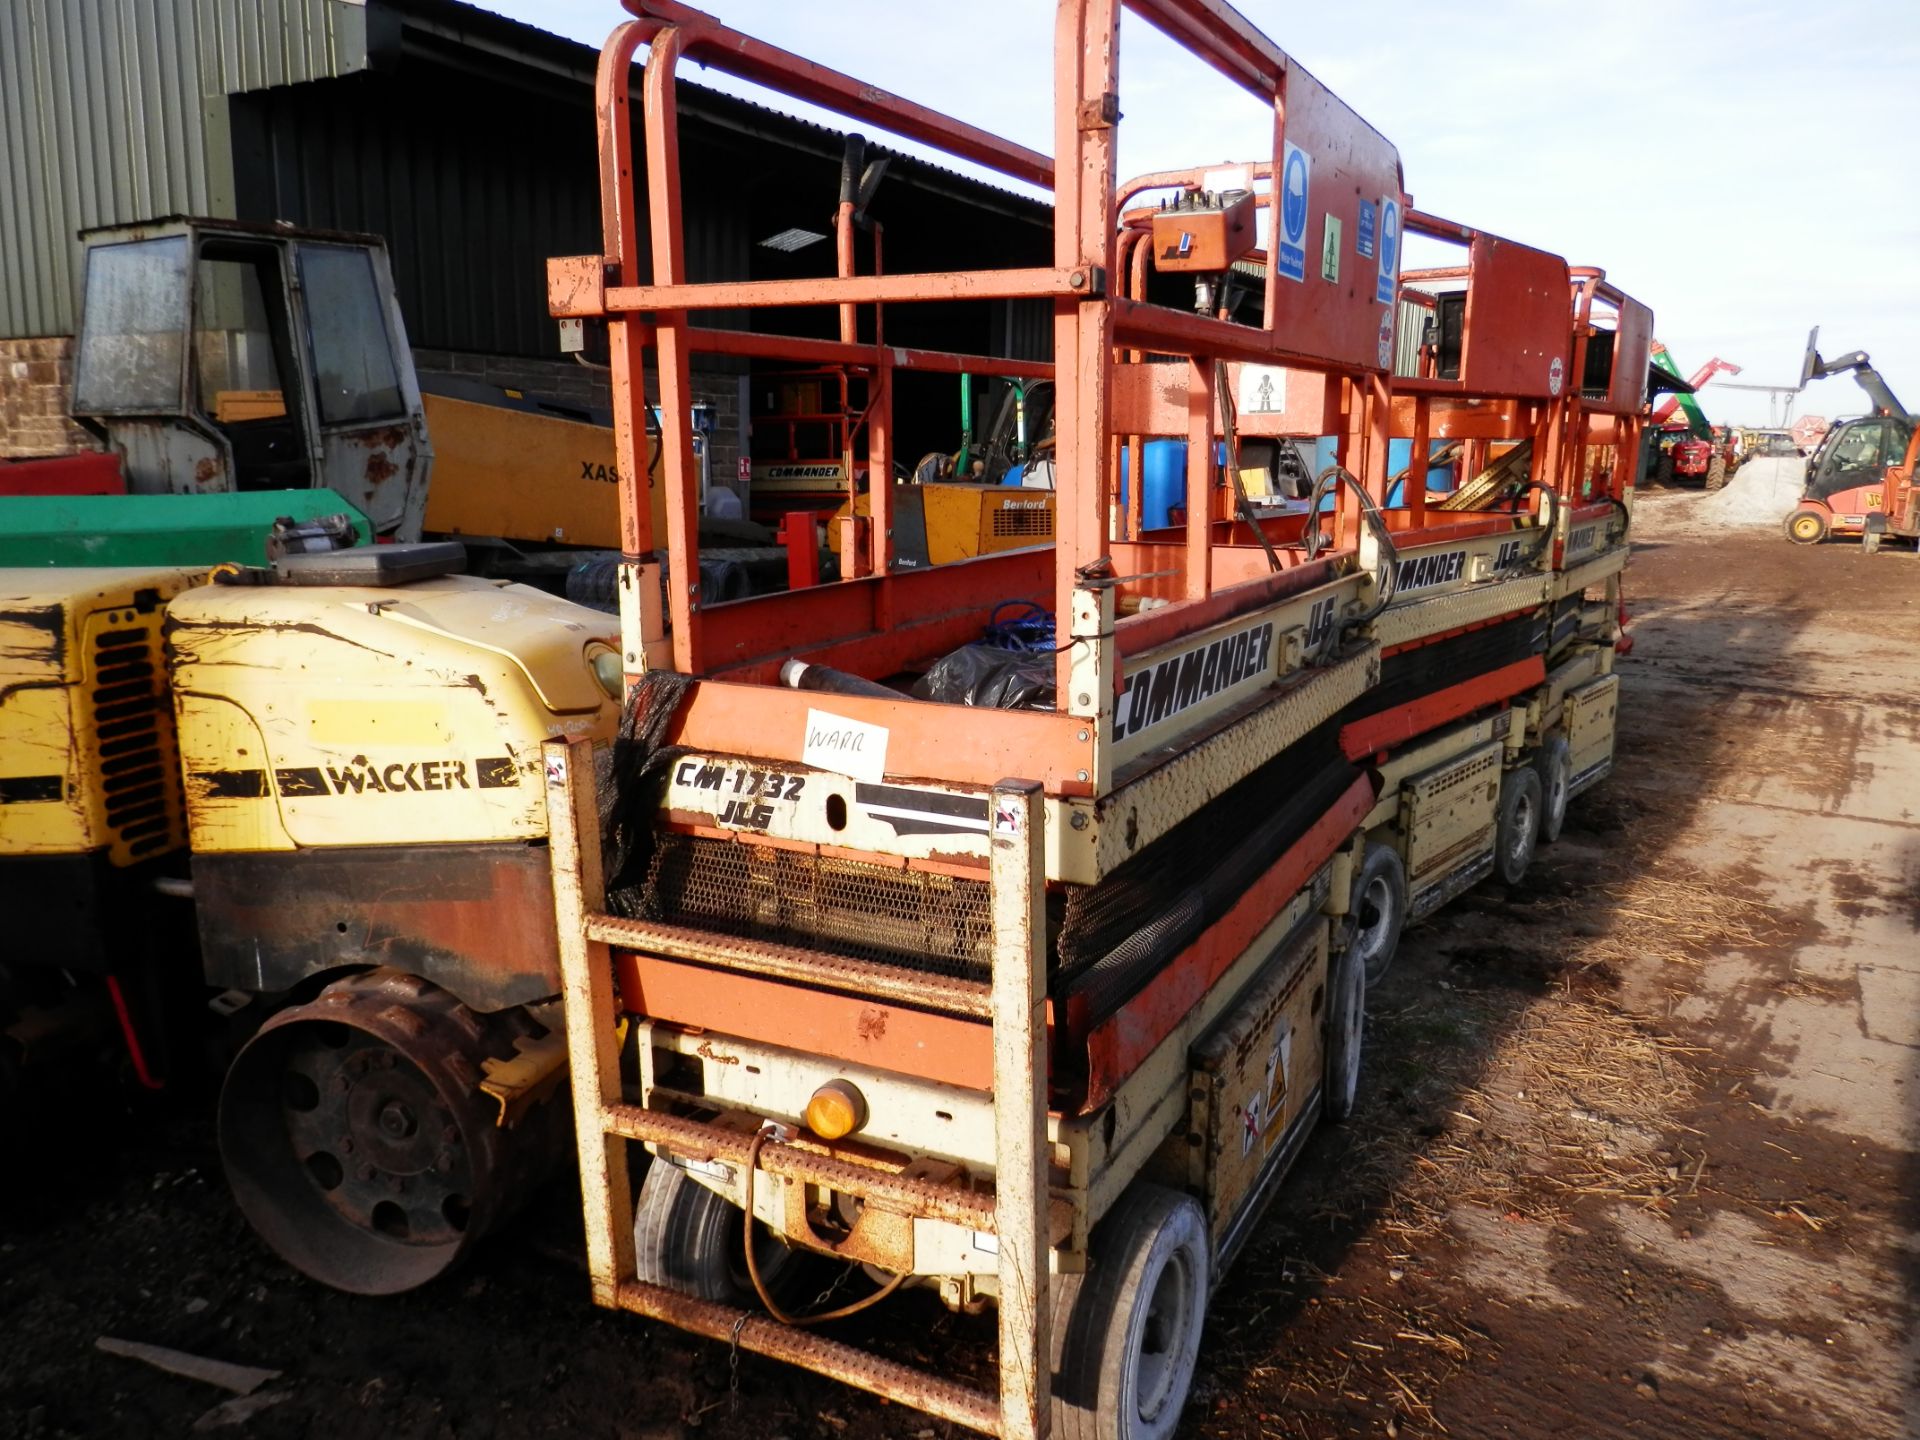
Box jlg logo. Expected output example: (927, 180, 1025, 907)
(1303, 596, 1335, 654)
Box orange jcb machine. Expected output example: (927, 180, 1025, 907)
(531, 4, 1642, 1437)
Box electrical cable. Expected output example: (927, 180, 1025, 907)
(981, 598, 1057, 653)
(741, 1127, 907, 1326)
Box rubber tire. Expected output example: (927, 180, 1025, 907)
(1050, 1184, 1210, 1440)
(631, 1159, 809, 1305)
(1654, 453, 1674, 486)
(1495, 767, 1542, 887)
(1323, 932, 1367, 1125)
(1349, 842, 1407, 989)
(1705, 453, 1727, 491)
(1784, 508, 1828, 546)
(1534, 736, 1572, 846)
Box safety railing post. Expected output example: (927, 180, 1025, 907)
(989, 778, 1050, 1440)
(544, 738, 635, 1306)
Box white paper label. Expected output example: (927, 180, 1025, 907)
(802, 708, 889, 783)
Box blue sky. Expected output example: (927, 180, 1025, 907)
(478, 0, 1918, 427)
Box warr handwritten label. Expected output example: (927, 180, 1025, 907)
(802, 708, 889, 783)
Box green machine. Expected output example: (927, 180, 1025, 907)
(0, 490, 370, 568)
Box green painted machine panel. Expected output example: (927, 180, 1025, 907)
(0, 491, 370, 568)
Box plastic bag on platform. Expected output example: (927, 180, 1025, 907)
(913, 644, 1056, 711)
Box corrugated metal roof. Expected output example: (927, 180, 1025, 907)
(0, 0, 1046, 344)
(201, 0, 367, 95)
(0, 0, 368, 337)
(387, 0, 1050, 219)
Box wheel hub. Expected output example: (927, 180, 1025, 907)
(1135, 1250, 1194, 1423)
(1356, 875, 1393, 958)
(219, 968, 565, 1295)
(1509, 794, 1534, 863)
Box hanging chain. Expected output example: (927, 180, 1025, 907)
(727, 1312, 748, 1414)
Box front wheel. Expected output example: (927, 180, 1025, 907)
(1784, 508, 1829, 546)
(1323, 932, 1367, 1124)
(1050, 1185, 1210, 1440)
(1705, 453, 1727, 491)
(631, 1158, 811, 1306)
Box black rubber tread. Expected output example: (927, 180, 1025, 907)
(631, 1159, 812, 1306)
(1323, 934, 1367, 1124)
(633, 1160, 751, 1303)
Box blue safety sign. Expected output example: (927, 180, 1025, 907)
(1357, 199, 1377, 259)
(1375, 196, 1400, 305)
(1276, 142, 1311, 283)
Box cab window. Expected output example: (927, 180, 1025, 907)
(1889, 418, 1915, 468)
(194, 255, 286, 421)
(71, 237, 190, 414)
(297, 244, 404, 425)
(1828, 421, 1885, 472)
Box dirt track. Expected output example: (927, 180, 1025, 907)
(3, 498, 1917, 1440)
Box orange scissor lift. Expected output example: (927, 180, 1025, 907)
(1334, 235, 1653, 965)
(1097, 187, 1653, 986)
(535, 4, 1601, 1437)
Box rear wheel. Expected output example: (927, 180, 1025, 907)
(1784, 508, 1828, 545)
(1535, 737, 1572, 845)
(1050, 1184, 1209, 1440)
(1495, 767, 1542, 887)
(1349, 843, 1407, 989)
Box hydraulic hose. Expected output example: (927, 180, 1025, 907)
(1303, 464, 1399, 624)
(1502, 480, 1560, 563)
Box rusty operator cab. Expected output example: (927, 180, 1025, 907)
(537, 3, 1425, 1438)
(68, 218, 430, 540)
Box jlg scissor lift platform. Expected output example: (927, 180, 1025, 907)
(1155, 209, 1651, 970)
(1040, 171, 1652, 980)
(1359, 245, 1649, 935)
(542, 4, 1483, 1435)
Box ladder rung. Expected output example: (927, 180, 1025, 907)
(615, 1278, 1001, 1435)
(602, 1101, 998, 1232)
(584, 911, 992, 1018)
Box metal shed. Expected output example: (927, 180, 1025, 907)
(0, 0, 1051, 462)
